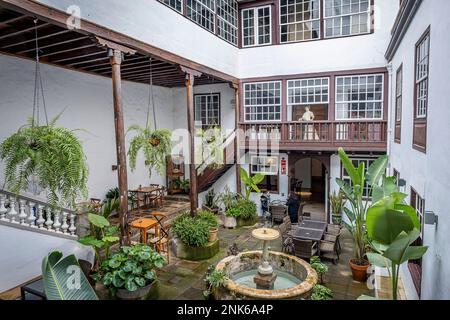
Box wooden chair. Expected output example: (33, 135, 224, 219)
(270, 205, 287, 226)
(293, 238, 318, 261)
(149, 223, 171, 264)
(320, 235, 340, 265)
(326, 224, 342, 253)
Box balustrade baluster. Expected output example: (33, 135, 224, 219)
(53, 211, 62, 233)
(45, 207, 53, 231)
(18, 199, 28, 225)
(27, 202, 36, 227)
(68, 213, 76, 235)
(0, 195, 7, 221)
(61, 212, 69, 234)
(36, 205, 45, 229)
(7, 197, 18, 223)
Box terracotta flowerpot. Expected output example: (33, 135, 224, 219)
(209, 227, 219, 242)
(349, 259, 370, 282)
(223, 216, 237, 229)
(116, 281, 156, 300)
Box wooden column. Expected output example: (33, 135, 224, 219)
(183, 67, 201, 216)
(110, 49, 130, 245)
(233, 84, 242, 195)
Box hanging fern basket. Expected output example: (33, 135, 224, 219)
(148, 137, 161, 147)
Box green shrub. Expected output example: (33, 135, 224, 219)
(236, 199, 257, 221)
(311, 285, 333, 300)
(173, 213, 210, 247)
(198, 210, 219, 228)
(225, 207, 241, 218)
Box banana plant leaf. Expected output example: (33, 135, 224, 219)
(42, 251, 98, 300)
(366, 155, 388, 187)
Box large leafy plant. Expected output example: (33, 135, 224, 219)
(235, 198, 257, 221)
(336, 148, 388, 262)
(0, 116, 88, 208)
(42, 251, 98, 300)
(240, 168, 265, 200)
(78, 204, 120, 269)
(127, 125, 172, 178)
(93, 244, 166, 296)
(173, 213, 210, 247)
(218, 185, 239, 211)
(197, 210, 219, 228)
(311, 284, 333, 301)
(365, 177, 428, 300)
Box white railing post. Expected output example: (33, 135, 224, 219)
(7, 197, 18, 223)
(27, 202, 36, 227)
(61, 211, 69, 234)
(45, 207, 53, 230)
(53, 211, 62, 233)
(36, 204, 45, 229)
(18, 199, 28, 225)
(0, 195, 7, 221)
(68, 213, 76, 235)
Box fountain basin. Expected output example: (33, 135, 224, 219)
(214, 251, 318, 300)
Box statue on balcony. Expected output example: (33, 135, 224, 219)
(299, 106, 319, 141)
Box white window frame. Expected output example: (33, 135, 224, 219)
(324, 0, 371, 38)
(412, 189, 425, 239)
(287, 77, 330, 106)
(194, 93, 221, 128)
(415, 33, 430, 119)
(335, 74, 384, 121)
(216, 0, 239, 45)
(243, 81, 282, 123)
(342, 157, 377, 198)
(250, 155, 279, 176)
(241, 5, 272, 48)
(158, 0, 183, 13)
(186, 0, 216, 33)
(279, 0, 321, 44)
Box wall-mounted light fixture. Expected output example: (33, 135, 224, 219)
(398, 178, 407, 187)
(425, 211, 438, 225)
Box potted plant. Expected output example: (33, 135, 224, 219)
(235, 198, 258, 227)
(240, 168, 265, 200)
(330, 190, 346, 225)
(172, 213, 220, 260)
(310, 256, 328, 285)
(365, 177, 428, 300)
(224, 207, 240, 229)
(127, 124, 172, 178)
(0, 115, 88, 209)
(93, 244, 166, 300)
(198, 210, 220, 242)
(179, 179, 190, 194)
(203, 265, 227, 300)
(203, 189, 220, 214)
(169, 177, 182, 194)
(336, 148, 388, 282)
(310, 285, 333, 300)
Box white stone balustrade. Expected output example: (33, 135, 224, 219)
(0, 189, 78, 239)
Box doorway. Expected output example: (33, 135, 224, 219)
(293, 158, 326, 203)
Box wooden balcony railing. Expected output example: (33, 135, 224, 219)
(239, 121, 388, 151)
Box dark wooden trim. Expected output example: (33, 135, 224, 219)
(193, 92, 222, 127)
(394, 64, 403, 144)
(109, 49, 130, 246)
(233, 84, 242, 194)
(412, 26, 430, 153)
(0, 0, 239, 84)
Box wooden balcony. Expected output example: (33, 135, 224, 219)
(239, 121, 388, 152)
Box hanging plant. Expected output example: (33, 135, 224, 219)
(197, 126, 225, 175)
(127, 125, 172, 177)
(0, 115, 89, 208)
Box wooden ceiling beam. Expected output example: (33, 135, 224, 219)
(81, 55, 148, 71)
(99, 61, 170, 75)
(67, 55, 109, 67)
(40, 43, 97, 58)
(0, 21, 49, 41)
(52, 50, 105, 64)
(16, 35, 89, 54)
(0, 29, 69, 49)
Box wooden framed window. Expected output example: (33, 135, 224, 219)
(217, 0, 239, 45)
(335, 74, 384, 120)
(395, 65, 403, 143)
(409, 187, 425, 297)
(413, 28, 430, 152)
(250, 155, 279, 193)
(393, 169, 400, 187)
(186, 0, 216, 33)
(242, 6, 272, 47)
(158, 0, 183, 13)
(324, 0, 370, 38)
(194, 93, 221, 128)
(244, 81, 282, 122)
(287, 77, 329, 121)
(279, 0, 321, 43)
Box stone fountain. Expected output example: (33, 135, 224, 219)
(251, 228, 280, 289)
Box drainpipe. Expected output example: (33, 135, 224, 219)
(386, 63, 394, 172)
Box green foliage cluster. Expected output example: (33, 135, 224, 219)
(311, 284, 333, 300)
(203, 265, 227, 299)
(310, 256, 328, 276)
(0, 116, 88, 208)
(330, 190, 346, 216)
(218, 186, 239, 211)
(197, 210, 219, 228)
(127, 125, 172, 178)
(93, 244, 166, 295)
(235, 199, 257, 221)
(204, 189, 219, 210)
(240, 168, 265, 200)
(225, 207, 241, 218)
(173, 213, 210, 247)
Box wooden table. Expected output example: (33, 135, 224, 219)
(129, 187, 161, 212)
(130, 218, 158, 244)
(291, 220, 327, 242)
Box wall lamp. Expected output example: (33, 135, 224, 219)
(425, 211, 439, 226)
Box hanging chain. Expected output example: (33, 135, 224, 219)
(146, 57, 157, 131)
(32, 19, 49, 127)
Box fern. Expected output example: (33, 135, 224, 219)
(127, 125, 172, 178)
(0, 116, 88, 209)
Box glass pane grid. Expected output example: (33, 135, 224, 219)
(217, 0, 238, 45)
(195, 94, 221, 127)
(244, 82, 282, 122)
(287, 77, 329, 105)
(251, 156, 279, 175)
(324, 0, 370, 38)
(159, 0, 183, 13)
(186, 0, 216, 33)
(336, 74, 384, 120)
(415, 34, 429, 118)
(280, 0, 321, 43)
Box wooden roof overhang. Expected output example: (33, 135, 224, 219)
(0, 0, 238, 87)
